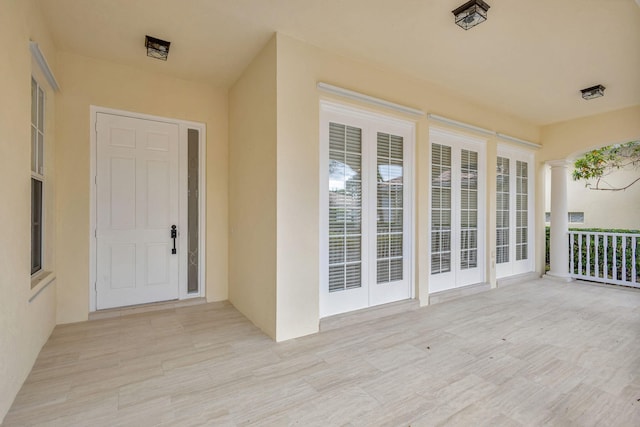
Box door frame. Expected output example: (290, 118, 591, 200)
(428, 126, 487, 293)
(496, 143, 536, 279)
(89, 106, 207, 312)
(319, 100, 416, 318)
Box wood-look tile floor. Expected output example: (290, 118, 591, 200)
(4, 279, 640, 426)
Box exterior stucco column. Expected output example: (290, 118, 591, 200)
(545, 160, 572, 281)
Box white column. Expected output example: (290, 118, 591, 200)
(545, 160, 572, 281)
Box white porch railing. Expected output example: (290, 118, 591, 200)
(569, 231, 640, 288)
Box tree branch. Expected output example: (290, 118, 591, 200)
(590, 175, 640, 191)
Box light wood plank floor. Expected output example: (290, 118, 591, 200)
(4, 279, 640, 426)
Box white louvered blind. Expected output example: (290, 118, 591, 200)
(496, 156, 510, 264)
(328, 122, 363, 292)
(376, 132, 404, 284)
(460, 149, 479, 270)
(516, 160, 528, 261)
(431, 143, 452, 274)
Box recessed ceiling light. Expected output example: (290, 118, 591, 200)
(145, 35, 170, 61)
(581, 84, 606, 100)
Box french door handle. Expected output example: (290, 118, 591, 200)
(171, 225, 177, 254)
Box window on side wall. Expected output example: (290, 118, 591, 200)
(568, 212, 584, 224)
(31, 77, 45, 278)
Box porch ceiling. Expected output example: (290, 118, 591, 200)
(39, 0, 640, 125)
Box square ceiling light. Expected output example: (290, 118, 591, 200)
(145, 35, 171, 61)
(581, 84, 606, 100)
(452, 0, 491, 30)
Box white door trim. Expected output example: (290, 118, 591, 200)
(89, 106, 207, 312)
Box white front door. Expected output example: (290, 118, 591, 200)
(429, 128, 486, 293)
(320, 102, 414, 318)
(96, 113, 180, 309)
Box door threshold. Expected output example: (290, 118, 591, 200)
(320, 299, 419, 333)
(89, 298, 206, 321)
(428, 282, 491, 305)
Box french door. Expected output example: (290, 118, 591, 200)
(320, 102, 414, 318)
(496, 147, 535, 278)
(429, 128, 485, 293)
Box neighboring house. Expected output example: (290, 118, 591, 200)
(545, 165, 640, 230)
(1, 0, 639, 422)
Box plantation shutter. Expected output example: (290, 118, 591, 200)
(516, 160, 529, 260)
(431, 143, 452, 274)
(376, 132, 404, 284)
(496, 156, 510, 264)
(460, 149, 479, 270)
(328, 122, 363, 292)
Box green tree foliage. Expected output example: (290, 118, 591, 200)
(572, 141, 640, 191)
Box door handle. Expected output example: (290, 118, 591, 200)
(171, 225, 177, 254)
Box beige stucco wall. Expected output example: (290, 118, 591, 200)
(0, 0, 58, 421)
(544, 164, 640, 230)
(274, 33, 542, 341)
(228, 37, 278, 339)
(55, 51, 229, 324)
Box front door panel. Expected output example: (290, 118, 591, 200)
(96, 113, 180, 309)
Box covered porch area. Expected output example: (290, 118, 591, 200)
(4, 278, 639, 426)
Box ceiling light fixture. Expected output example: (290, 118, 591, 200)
(145, 35, 171, 61)
(580, 84, 605, 100)
(452, 0, 490, 30)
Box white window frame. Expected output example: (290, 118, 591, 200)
(496, 144, 536, 279)
(31, 76, 46, 281)
(319, 100, 415, 318)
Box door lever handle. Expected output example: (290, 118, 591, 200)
(171, 225, 177, 254)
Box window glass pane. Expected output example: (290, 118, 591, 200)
(377, 132, 403, 284)
(31, 178, 43, 275)
(328, 122, 362, 292)
(31, 78, 37, 126)
(37, 131, 44, 175)
(460, 149, 478, 270)
(496, 157, 510, 264)
(431, 143, 452, 274)
(187, 129, 199, 293)
(569, 212, 584, 223)
(516, 160, 528, 261)
(37, 87, 45, 131)
(31, 126, 38, 173)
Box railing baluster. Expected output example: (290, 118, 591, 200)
(578, 233, 583, 276)
(593, 234, 600, 277)
(570, 232, 575, 275)
(612, 236, 617, 282)
(603, 235, 608, 280)
(622, 236, 627, 283)
(586, 233, 591, 278)
(633, 236, 637, 284)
